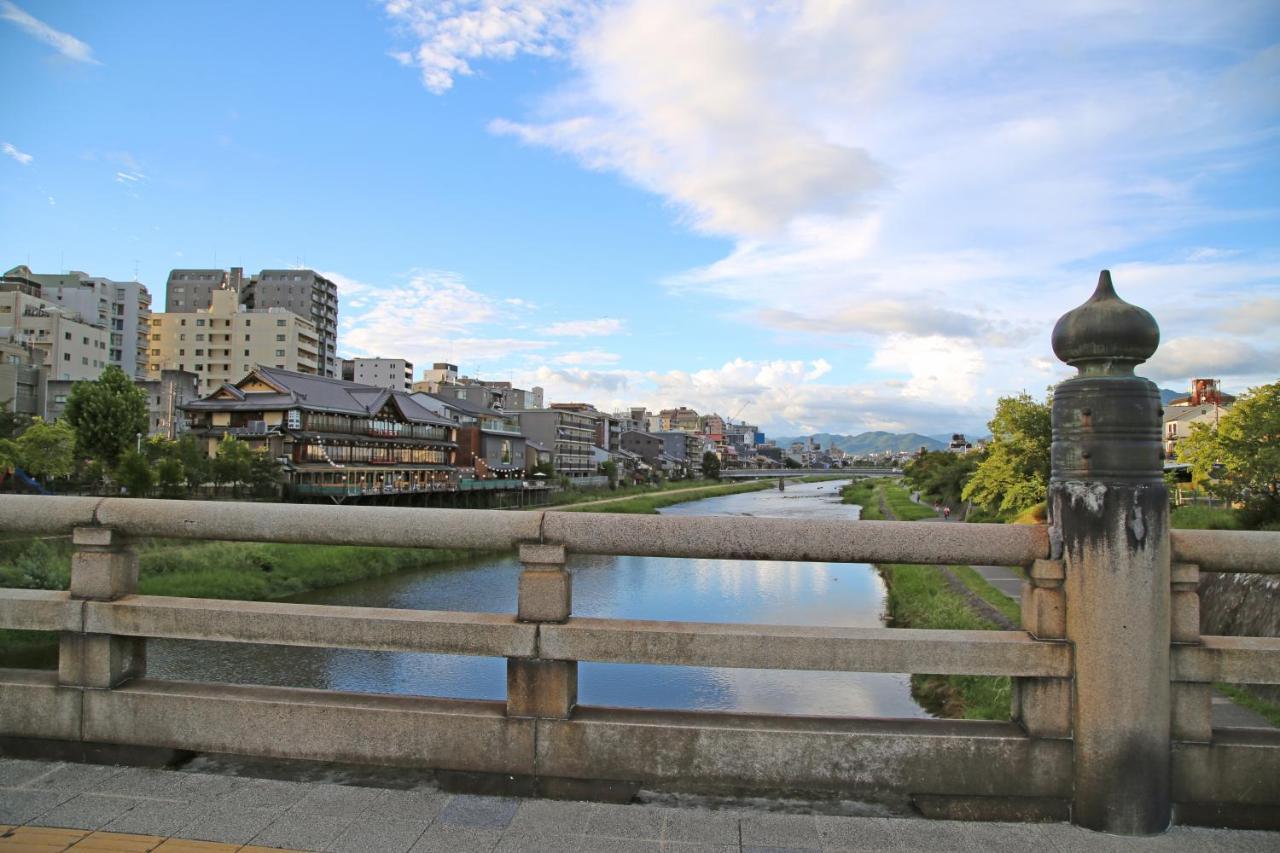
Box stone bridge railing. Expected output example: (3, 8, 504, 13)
(0, 274, 1277, 835)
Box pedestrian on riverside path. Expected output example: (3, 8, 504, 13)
(943, 506, 951, 519)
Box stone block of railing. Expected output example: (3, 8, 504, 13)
(59, 527, 145, 690)
(1014, 558, 1070, 739)
(507, 543, 576, 720)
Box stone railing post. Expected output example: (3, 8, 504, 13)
(507, 543, 576, 719)
(59, 527, 145, 689)
(1169, 563, 1211, 743)
(1014, 558, 1070, 738)
(1049, 271, 1171, 834)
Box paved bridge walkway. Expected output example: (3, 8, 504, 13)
(0, 757, 1272, 852)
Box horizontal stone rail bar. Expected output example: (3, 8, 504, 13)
(1170, 530, 1280, 574)
(82, 595, 537, 658)
(0, 669, 1073, 801)
(542, 513, 1049, 567)
(1171, 635, 1280, 685)
(541, 618, 1071, 677)
(0, 589, 70, 631)
(0, 495, 1049, 567)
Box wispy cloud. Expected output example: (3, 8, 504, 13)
(552, 349, 621, 365)
(382, 0, 591, 94)
(543, 317, 623, 337)
(1, 1, 100, 64)
(114, 170, 145, 183)
(1, 141, 32, 165)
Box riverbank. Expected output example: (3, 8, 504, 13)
(842, 478, 1014, 720)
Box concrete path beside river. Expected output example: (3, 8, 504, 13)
(0, 757, 1273, 852)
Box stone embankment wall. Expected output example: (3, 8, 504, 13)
(1201, 572, 1280, 703)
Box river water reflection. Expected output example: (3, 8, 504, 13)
(148, 479, 928, 718)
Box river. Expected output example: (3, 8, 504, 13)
(147, 480, 928, 718)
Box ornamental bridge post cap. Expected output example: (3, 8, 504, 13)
(1051, 270, 1159, 376)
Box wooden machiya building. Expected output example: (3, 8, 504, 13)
(183, 366, 458, 504)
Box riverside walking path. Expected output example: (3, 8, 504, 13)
(0, 756, 1272, 852)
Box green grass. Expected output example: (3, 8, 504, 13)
(1215, 683, 1280, 728)
(545, 477, 732, 507)
(557, 480, 773, 513)
(950, 565, 1022, 623)
(880, 481, 939, 521)
(840, 480, 883, 519)
(1170, 505, 1245, 530)
(878, 563, 1012, 721)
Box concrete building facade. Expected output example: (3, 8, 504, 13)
(512, 408, 596, 478)
(0, 288, 109, 382)
(43, 369, 199, 439)
(147, 288, 320, 394)
(0, 340, 43, 418)
(166, 268, 339, 378)
(342, 358, 413, 392)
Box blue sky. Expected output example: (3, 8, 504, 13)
(2, 1, 1277, 436)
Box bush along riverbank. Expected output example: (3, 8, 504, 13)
(0, 537, 487, 668)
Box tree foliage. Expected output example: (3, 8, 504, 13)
(63, 366, 148, 466)
(702, 450, 721, 480)
(114, 449, 153, 498)
(1180, 381, 1280, 521)
(904, 451, 979, 508)
(15, 418, 75, 479)
(214, 435, 254, 496)
(961, 392, 1052, 516)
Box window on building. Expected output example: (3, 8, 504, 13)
(196, 319, 205, 326)
(82, 357, 88, 365)
(276, 334, 285, 341)
(194, 364, 202, 371)
(276, 319, 286, 326)
(180, 319, 186, 326)
(64, 332, 71, 340)
(63, 353, 71, 361)
(195, 349, 204, 356)
(275, 349, 285, 357)
(151, 333, 160, 341)
(179, 349, 185, 356)
(82, 337, 89, 345)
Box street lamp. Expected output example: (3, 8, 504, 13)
(136, 432, 142, 454)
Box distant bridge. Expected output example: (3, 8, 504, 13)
(721, 467, 902, 478)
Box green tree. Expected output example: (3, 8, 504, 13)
(15, 418, 75, 481)
(175, 434, 210, 492)
(115, 449, 153, 497)
(63, 366, 148, 466)
(246, 451, 283, 499)
(904, 450, 979, 508)
(600, 459, 619, 490)
(214, 435, 254, 496)
(702, 450, 721, 480)
(156, 456, 186, 499)
(1180, 381, 1280, 522)
(962, 392, 1052, 516)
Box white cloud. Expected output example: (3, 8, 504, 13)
(382, 0, 591, 93)
(552, 349, 621, 365)
(1, 1, 99, 64)
(543, 317, 623, 337)
(114, 171, 145, 183)
(1, 142, 32, 165)
(1145, 337, 1280, 387)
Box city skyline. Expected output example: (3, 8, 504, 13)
(2, 1, 1277, 435)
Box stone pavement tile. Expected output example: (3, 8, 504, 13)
(436, 796, 519, 831)
(168, 775, 241, 805)
(102, 802, 210, 839)
(211, 781, 308, 814)
(152, 840, 240, 853)
(739, 814, 819, 849)
(325, 816, 430, 853)
(0, 788, 72, 824)
(1045, 824, 1280, 852)
(285, 784, 383, 817)
(178, 807, 279, 845)
(1202, 829, 1280, 852)
(30, 795, 142, 831)
(885, 818, 1056, 853)
(0, 760, 62, 789)
(68, 831, 165, 851)
(574, 838, 661, 853)
(741, 847, 817, 853)
(25, 766, 125, 798)
(365, 790, 448, 823)
(89, 770, 184, 802)
(660, 809, 740, 845)
(507, 800, 595, 836)
(584, 804, 665, 841)
(661, 844, 737, 853)
(814, 815, 899, 852)
(249, 813, 354, 851)
(409, 824, 500, 853)
(242, 847, 309, 853)
(493, 830, 583, 853)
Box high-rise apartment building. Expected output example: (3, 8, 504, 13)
(4, 266, 152, 378)
(166, 267, 339, 378)
(0, 285, 110, 381)
(147, 288, 320, 394)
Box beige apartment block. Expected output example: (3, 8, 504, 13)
(0, 288, 110, 381)
(147, 288, 319, 394)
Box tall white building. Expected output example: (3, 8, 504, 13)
(341, 357, 413, 392)
(0, 285, 110, 381)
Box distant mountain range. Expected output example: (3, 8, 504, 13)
(773, 431, 946, 455)
(1160, 388, 1183, 404)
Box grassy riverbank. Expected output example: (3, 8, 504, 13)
(556, 479, 774, 513)
(878, 563, 1012, 720)
(0, 538, 485, 666)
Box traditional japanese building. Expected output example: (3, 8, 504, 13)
(183, 366, 457, 502)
